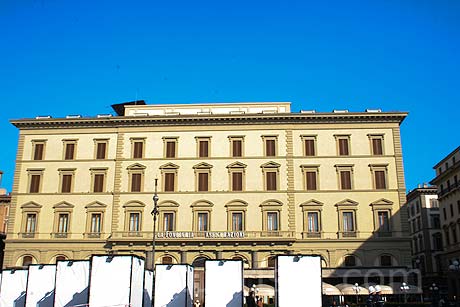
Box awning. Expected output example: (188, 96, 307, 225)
(389, 282, 423, 294)
(335, 283, 369, 295)
(323, 282, 342, 296)
(362, 283, 394, 295)
(244, 284, 275, 297)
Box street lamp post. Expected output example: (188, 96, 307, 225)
(448, 260, 460, 307)
(429, 283, 439, 307)
(151, 179, 160, 307)
(352, 283, 360, 305)
(400, 282, 409, 303)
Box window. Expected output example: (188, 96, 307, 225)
(92, 172, 106, 193)
(370, 164, 388, 190)
(57, 213, 69, 233)
(335, 135, 350, 156)
(307, 212, 319, 233)
(380, 255, 392, 266)
(301, 166, 318, 191)
(59, 169, 75, 193)
(266, 171, 277, 191)
(160, 163, 179, 192)
(452, 225, 458, 244)
(335, 165, 353, 190)
(344, 255, 356, 267)
(32, 141, 45, 160)
(377, 211, 390, 232)
(162, 256, 173, 264)
(28, 170, 43, 193)
(22, 256, 33, 267)
(194, 162, 212, 192)
(443, 207, 447, 220)
(267, 256, 276, 268)
(433, 233, 443, 250)
(227, 162, 246, 192)
(131, 173, 142, 192)
(432, 215, 441, 229)
(131, 139, 145, 159)
(25, 213, 37, 233)
(196, 137, 211, 157)
(231, 171, 243, 191)
(63, 140, 77, 160)
(164, 173, 175, 192)
(163, 212, 175, 231)
(267, 211, 279, 231)
(368, 135, 384, 156)
(163, 137, 178, 158)
(450, 203, 454, 217)
(231, 212, 243, 231)
(445, 228, 451, 246)
(197, 212, 209, 231)
(55, 256, 66, 263)
(430, 198, 439, 208)
(342, 212, 355, 233)
(229, 137, 244, 157)
(262, 136, 277, 157)
(90, 213, 102, 233)
(94, 140, 108, 159)
(129, 212, 141, 232)
(301, 136, 316, 156)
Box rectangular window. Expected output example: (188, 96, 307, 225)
(164, 173, 175, 192)
(64, 143, 76, 160)
(163, 213, 174, 231)
(371, 138, 383, 155)
(266, 171, 277, 191)
(265, 139, 276, 157)
(232, 212, 243, 231)
(307, 212, 319, 233)
(305, 171, 317, 190)
(58, 213, 69, 233)
(377, 211, 390, 232)
(337, 138, 350, 156)
(29, 174, 41, 193)
(267, 212, 279, 231)
(25, 213, 37, 233)
(232, 139, 242, 157)
(33, 143, 44, 160)
(129, 213, 141, 232)
(166, 141, 176, 158)
(197, 212, 209, 231)
(91, 213, 102, 233)
(131, 173, 142, 192)
(61, 174, 73, 193)
(198, 172, 209, 191)
(374, 170, 387, 189)
(232, 172, 243, 191)
(93, 174, 105, 193)
(133, 141, 144, 159)
(96, 142, 107, 159)
(340, 170, 352, 190)
(304, 138, 316, 156)
(342, 212, 355, 232)
(199, 140, 209, 157)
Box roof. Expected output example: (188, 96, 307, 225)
(111, 100, 146, 116)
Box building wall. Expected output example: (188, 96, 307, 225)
(4, 104, 411, 280)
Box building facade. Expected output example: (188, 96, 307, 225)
(5, 101, 412, 302)
(430, 146, 460, 301)
(405, 185, 443, 292)
(0, 170, 10, 268)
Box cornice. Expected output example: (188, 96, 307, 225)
(10, 112, 408, 129)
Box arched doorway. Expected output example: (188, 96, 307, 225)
(192, 256, 209, 305)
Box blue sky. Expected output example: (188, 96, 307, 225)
(0, 0, 459, 192)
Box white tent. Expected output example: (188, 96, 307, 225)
(0, 269, 28, 307)
(54, 260, 90, 307)
(144, 269, 153, 307)
(205, 260, 243, 307)
(88, 255, 145, 307)
(25, 265, 56, 307)
(276, 255, 322, 307)
(155, 264, 194, 307)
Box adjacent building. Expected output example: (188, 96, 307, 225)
(0, 170, 10, 268)
(405, 185, 443, 291)
(431, 146, 460, 301)
(5, 101, 413, 303)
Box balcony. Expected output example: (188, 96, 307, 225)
(21, 232, 35, 238)
(302, 232, 322, 239)
(53, 232, 68, 238)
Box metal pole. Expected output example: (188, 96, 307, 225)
(151, 178, 159, 307)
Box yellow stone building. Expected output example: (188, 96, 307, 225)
(5, 101, 412, 301)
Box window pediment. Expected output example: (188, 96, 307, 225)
(123, 200, 146, 208)
(335, 199, 358, 207)
(370, 198, 393, 209)
(301, 199, 324, 207)
(160, 162, 180, 170)
(260, 161, 281, 168)
(225, 200, 248, 208)
(191, 200, 214, 208)
(260, 199, 283, 207)
(227, 162, 247, 169)
(21, 201, 42, 209)
(193, 162, 213, 169)
(158, 200, 180, 208)
(53, 201, 75, 209)
(127, 163, 146, 170)
(85, 201, 107, 209)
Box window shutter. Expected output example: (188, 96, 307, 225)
(266, 140, 276, 156)
(375, 171, 386, 189)
(232, 172, 243, 191)
(199, 141, 209, 157)
(164, 173, 175, 191)
(65, 144, 75, 160)
(266, 171, 277, 190)
(306, 171, 317, 190)
(372, 138, 383, 155)
(198, 173, 208, 191)
(166, 141, 176, 158)
(30, 174, 41, 193)
(34, 143, 44, 160)
(94, 174, 104, 192)
(131, 173, 142, 192)
(133, 142, 143, 158)
(340, 171, 351, 190)
(96, 143, 107, 159)
(305, 140, 315, 156)
(232, 140, 242, 157)
(62, 174, 72, 193)
(338, 139, 349, 155)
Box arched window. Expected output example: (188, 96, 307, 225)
(380, 255, 392, 266)
(267, 256, 276, 268)
(162, 256, 173, 264)
(22, 256, 33, 267)
(192, 257, 208, 268)
(344, 255, 356, 267)
(55, 255, 67, 263)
